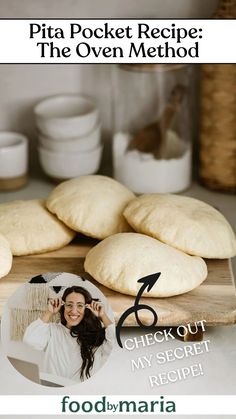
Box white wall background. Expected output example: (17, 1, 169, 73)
(0, 0, 218, 173)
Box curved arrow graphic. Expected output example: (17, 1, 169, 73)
(116, 272, 161, 348)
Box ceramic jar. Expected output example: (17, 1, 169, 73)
(112, 64, 194, 194)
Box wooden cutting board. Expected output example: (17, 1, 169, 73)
(0, 237, 236, 327)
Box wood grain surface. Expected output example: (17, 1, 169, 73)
(0, 237, 236, 327)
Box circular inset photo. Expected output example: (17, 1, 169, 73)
(1, 272, 115, 387)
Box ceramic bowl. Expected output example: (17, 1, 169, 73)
(0, 132, 28, 177)
(34, 94, 98, 140)
(38, 144, 103, 179)
(38, 122, 101, 152)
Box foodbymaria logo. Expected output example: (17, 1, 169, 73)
(61, 395, 176, 414)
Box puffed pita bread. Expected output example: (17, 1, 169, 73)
(0, 200, 76, 256)
(123, 194, 236, 259)
(0, 234, 12, 278)
(46, 175, 135, 239)
(84, 233, 208, 297)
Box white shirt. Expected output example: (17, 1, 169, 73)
(23, 318, 115, 382)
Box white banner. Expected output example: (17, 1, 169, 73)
(0, 395, 236, 415)
(0, 19, 236, 63)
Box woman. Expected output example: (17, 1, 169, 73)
(23, 286, 115, 382)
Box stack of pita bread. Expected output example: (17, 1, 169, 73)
(84, 192, 236, 297)
(0, 176, 134, 279)
(0, 199, 76, 280)
(0, 175, 235, 299)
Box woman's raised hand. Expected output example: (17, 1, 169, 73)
(48, 297, 63, 314)
(86, 300, 104, 319)
(86, 300, 113, 327)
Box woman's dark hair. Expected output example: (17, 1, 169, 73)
(60, 286, 106, 380)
